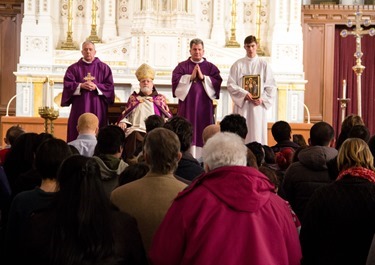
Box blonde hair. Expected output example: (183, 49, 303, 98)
(337, 138, 375, 171)
(77, 113, 99, 133)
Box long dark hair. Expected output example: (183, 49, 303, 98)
(49, 155, 116, 265)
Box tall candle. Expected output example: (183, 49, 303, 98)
(343, 79, 347, 99)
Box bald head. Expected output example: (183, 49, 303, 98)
(202, 124, 220, 145)
(77, 113, 99, 135)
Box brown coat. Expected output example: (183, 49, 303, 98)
(110, 172, 187, 251)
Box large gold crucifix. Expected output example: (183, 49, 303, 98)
(340, 6, 375, 117)
(84, 72, 95, 82)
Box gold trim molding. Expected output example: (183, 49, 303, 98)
(303, 5, 375, 23)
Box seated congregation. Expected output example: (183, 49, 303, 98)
(1, 94, 375, 265)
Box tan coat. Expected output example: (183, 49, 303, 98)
(110, 172, 187, 251)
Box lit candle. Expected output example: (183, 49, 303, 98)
(343, 79, 347, 99)
(46, 76, 51, 107)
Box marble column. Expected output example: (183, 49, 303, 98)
(101, 0, 117, 41)
(211, 0, 226, 45)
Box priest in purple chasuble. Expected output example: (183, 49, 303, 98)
(61, 41, 115, 142)
(172, 38, 222, 159)
(117, 63, 172, 160)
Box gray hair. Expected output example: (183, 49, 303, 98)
(190, 38, 204, 49)
(81, 40, 96, 49)
(203, 132, 247, 171)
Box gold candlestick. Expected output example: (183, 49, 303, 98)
(87, 0, 101, 43)
(38, 107, 60, 135)
(61, 0, 78, 50)
(225, 0, 240, 48)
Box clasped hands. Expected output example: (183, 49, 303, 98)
(245, 93, 262, 106)
(81, 81, 97, 91)
(191, 64, 204, 81)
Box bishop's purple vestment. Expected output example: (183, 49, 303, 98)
(172, 58, 222, 149)
(61, 57, 115, 142)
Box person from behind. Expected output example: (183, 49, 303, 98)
(111, 128, 187, 252)
(0, 125, 25, 166)
(68, 112, 99, 157)
(4, 138, 72, 264)
(134, 114, 166, 164)
(220, 113, 262, 168)
(219, 113, 248, 141)
(164, 116, 204, 182)
(335, 114, 364, 150)
(3, 132, 39, 197)
(144, 114, 165, 133)
(281, 121, 337, 223)
(202, 124, 220, 145)
(93, 125, 128, 197)
(292, 134, 307, 147)
(22, 155, 148, 265)
(246, 141, 265, 168)
(197, 124, 221, 166)
(300, 138, 375, 265)
(149, 132, 301, 265)
(274, 147, 295, 193)
(348, 124, 370, 143)
(118, 162, 149, 187)
(271, 120, 300, 153)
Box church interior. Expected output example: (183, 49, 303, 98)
(0, 0, 375, 146)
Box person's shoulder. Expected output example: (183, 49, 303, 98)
(112, 177, 144, 194)
(202, 57, 218, 65)
(284, 161, 302, 176)
(230, 56, 247, 66)
(175, 58, 192, 67)
(257, 57, 270, 66)
(67, 59, 81, 69)
(111, 208, 136, 223)
(93, 57, 111, 67)
(127, 92, 140, 102)
(12, 188, 41, 203)
(131, 90, 139, 95)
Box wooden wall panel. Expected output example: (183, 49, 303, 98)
(0, 116, 68, 147)
(323, 23, 335, 123)
(0, 1, 22, 117)
(0, 16, 20, 115)
(303, 23, 325, 123)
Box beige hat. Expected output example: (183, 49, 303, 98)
(135, 63, 155, 81)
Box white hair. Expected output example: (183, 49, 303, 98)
(203, 132, 247, 171)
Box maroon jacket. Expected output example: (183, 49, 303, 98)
(149, 165, 302, 265)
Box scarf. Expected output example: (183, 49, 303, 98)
(337, 166, 375, 183)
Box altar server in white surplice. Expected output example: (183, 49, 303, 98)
(227, 35, 276, 145)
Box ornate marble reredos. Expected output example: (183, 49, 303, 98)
(15, 0, 306, 123)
